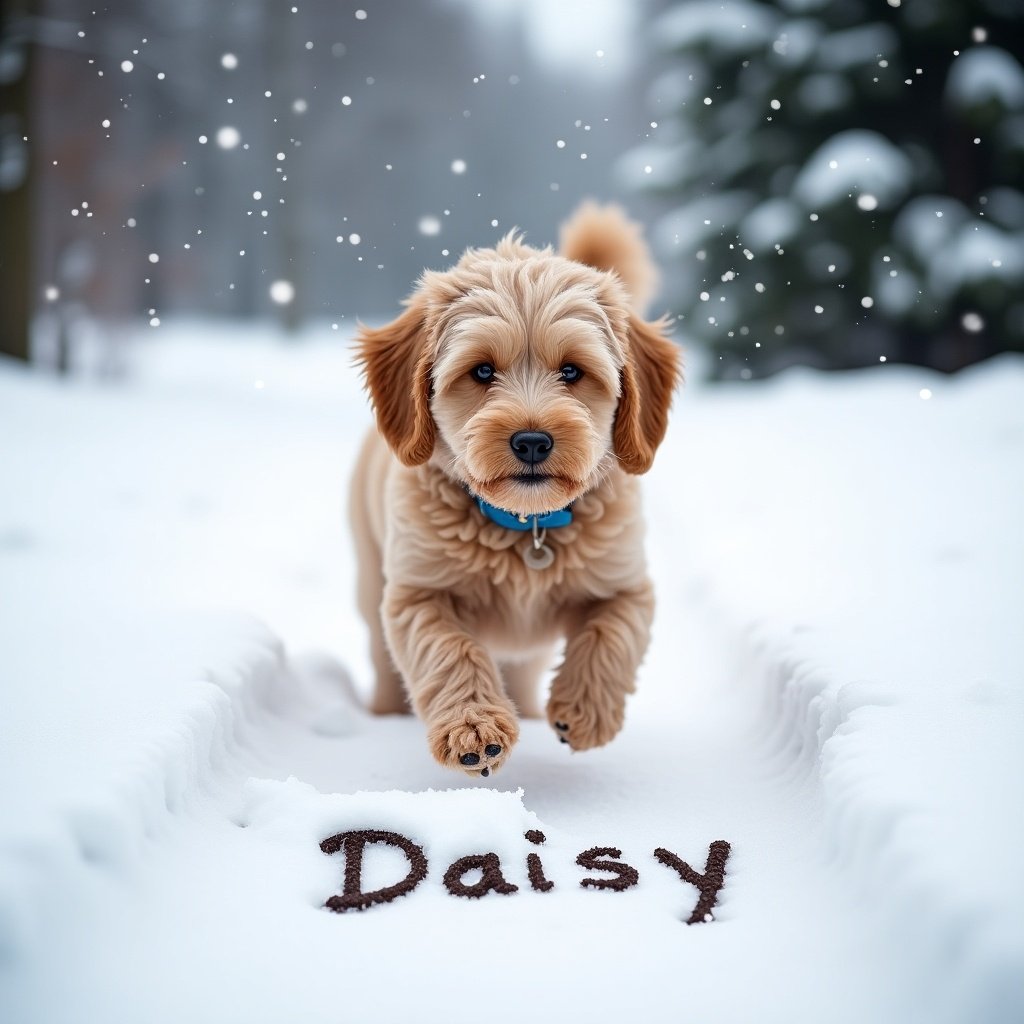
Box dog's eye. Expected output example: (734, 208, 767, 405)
(559, 363, 583, 384)
(470, 363, 495, 384)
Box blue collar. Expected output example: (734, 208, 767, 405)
(475, 497, 573, 531)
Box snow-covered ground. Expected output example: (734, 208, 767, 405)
(1, 323, 1021, 1023)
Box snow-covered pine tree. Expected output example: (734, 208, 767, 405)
(625, 0, 1024, 378)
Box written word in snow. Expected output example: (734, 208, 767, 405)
(320, 828, 731, 925)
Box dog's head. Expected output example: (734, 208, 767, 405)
(356, 232, 680, 517)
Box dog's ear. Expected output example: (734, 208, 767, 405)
(613, 315, 681, 475)
(355, 298, 436, 466)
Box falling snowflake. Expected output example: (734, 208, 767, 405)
(269, 281, 295, 304)
(216, 127, 241, 149)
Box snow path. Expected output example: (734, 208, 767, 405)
(3, 591, 905, 1024)
(1, 329, 1021, 1022)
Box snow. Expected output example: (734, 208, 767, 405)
(655, 190, 755, 251)
(1, 326, 1023, 1022)
(814, 24, 898, 72)
(795, 71, 853, 114)
(894, 194, 970, 259)
(215, 126, 241, 149)
(647, 66, 706, 108)
(776, 0, 830, 11)
(616, 140, 698, 191)
(740, 196, 802, 250)
(931, 222, 1024, 291)
(417, 215, 442, 236)
(767, 18, 823, 66)
(871, 260, 919, 316)
(946, 47, 1024, 111)
(792, 130, 913, 208)
(893, 196, 1024, 293)
(987, 187, 1024, 230)
(657, 0, 779, 56)
(676, 358, 1024, 1020)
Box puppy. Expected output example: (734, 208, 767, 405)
(350, 203, 680, 777)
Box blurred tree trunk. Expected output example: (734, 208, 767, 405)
(0, 0, 35, 363)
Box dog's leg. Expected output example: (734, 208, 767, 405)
(383, 583, 519, 775)
(500, 649, 555, 719)
(350, 440, 409, 715)
(366, 608, 408, 714)
(546, 580, 654, 750)
(355, 537, 406, 713)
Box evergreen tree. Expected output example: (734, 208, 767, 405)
(627, 0, 1024, 378)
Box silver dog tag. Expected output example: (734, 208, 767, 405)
(522, 542, 555, 570)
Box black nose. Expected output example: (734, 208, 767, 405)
(510, 430, 553, 465)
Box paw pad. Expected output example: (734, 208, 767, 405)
(430, 706, 518, 779)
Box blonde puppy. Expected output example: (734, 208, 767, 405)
(351, 203, 680, 777)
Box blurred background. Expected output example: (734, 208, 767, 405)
(1, 0, 1022, 380)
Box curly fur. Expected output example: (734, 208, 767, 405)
(351, 203, 681, 776)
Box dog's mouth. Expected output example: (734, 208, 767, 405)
(469, 470, 587, 516)
(496, 471, 577, 491)
(510, 473, 552, 486)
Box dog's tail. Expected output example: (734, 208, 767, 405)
(558, 202, 659, 314)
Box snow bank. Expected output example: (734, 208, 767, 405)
(0, 327, 363, 964)
(0, 609, 289, 960)
(663, 355, 1024, 1021)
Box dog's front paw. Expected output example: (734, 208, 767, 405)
(428, 702, 520, 778)
(546, 686, 626, 752)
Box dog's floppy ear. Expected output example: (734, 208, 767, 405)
(613, 315, 681, 475)
(355, 298, 436, 466)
